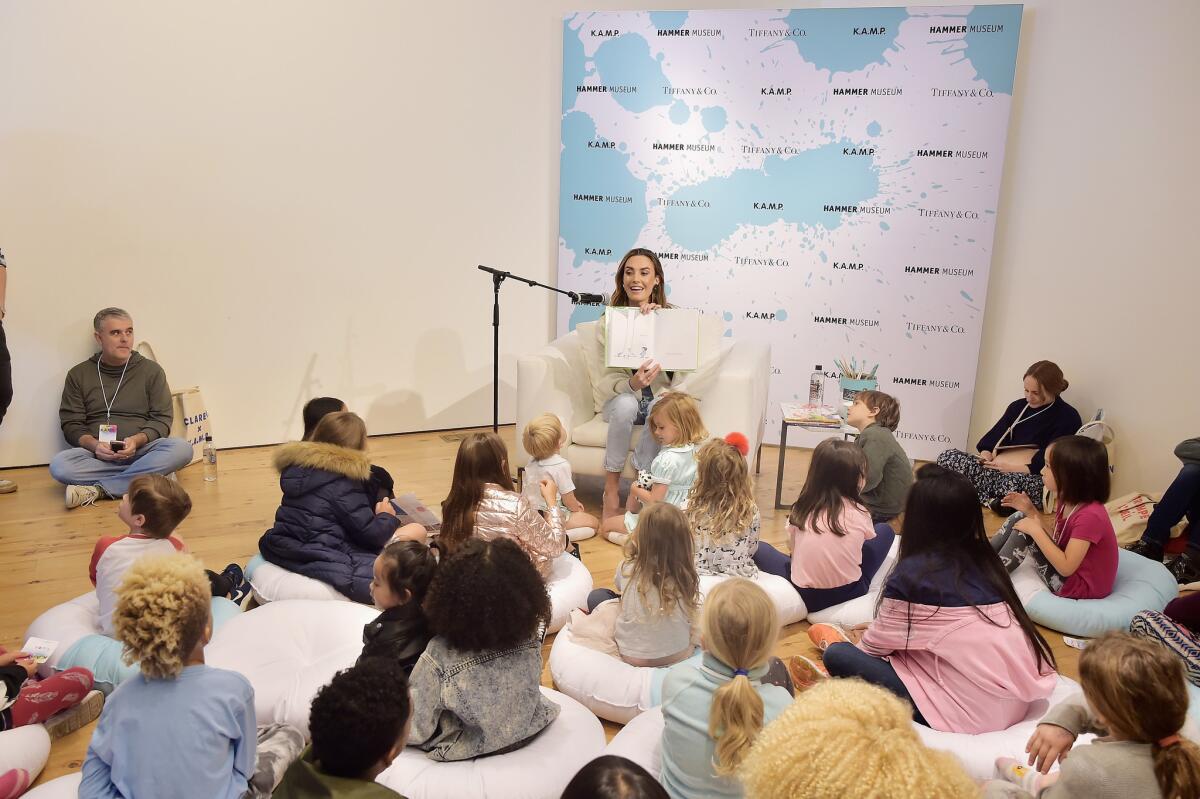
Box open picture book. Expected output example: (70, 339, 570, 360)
(604, 307, 700, 371)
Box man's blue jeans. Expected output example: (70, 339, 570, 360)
(49, 437, 194, 497)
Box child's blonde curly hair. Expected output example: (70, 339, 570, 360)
(113, 554, 212, 680)
(739, 679, 976, 799)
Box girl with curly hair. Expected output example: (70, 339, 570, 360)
(739, 679, 976, 799)
(407, 537, 558, 761)
(686, 435, 761, 579)
(79, 554, 304, 799)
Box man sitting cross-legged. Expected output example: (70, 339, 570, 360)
(49, 307, 193, 509)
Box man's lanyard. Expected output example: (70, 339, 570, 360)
(97, 357, 131, 422)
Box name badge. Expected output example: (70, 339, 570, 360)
(99, 424, 118, 443)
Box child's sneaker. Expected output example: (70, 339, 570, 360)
(44, 689, 104, 739)
(785, 655, 828, 692)
(807, 623, 853, 651)
(219, 563, 245, 589)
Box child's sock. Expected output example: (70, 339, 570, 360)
(994, 757, 1049, 795)
(605, 530, 630, 546)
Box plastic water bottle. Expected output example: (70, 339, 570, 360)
(203, 434, 218, 482)
(808, 365, 825, 406)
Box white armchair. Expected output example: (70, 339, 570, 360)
(516, 326, 771, 478)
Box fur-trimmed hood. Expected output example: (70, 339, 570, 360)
(273, 441, 372, 481)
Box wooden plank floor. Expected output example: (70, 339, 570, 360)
(0, 426, 1087, 786)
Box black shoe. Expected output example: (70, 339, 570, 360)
(1168, 551, 1200, 585)
(568, 542, 582, 560)
(1126, 538, 1165, 563)
(988, 498, 1018, 518)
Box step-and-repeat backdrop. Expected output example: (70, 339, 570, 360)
(556, 5, 1023, 460)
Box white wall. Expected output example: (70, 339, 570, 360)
(1, 1, 1196, 495)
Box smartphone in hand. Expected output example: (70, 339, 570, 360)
(111, 441, 126, 451)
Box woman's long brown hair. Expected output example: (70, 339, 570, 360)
(439, 432, 512, 557)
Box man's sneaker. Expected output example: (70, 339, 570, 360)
(44, 689, 104, 739)
(0, 478, 16, 494)
(785, 655, 828, 692)
(1126, 537, 1165, 563)
(65, 484, 102, 509)
(1168, 551, 1200, 585)
(807, 623, 854, 651)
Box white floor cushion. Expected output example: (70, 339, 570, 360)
(21, 772, 82, 798)
(546, 553, 593, 634)
(377, 688, 605, 799)
(25, 592, 240, 689)
(915, 676, 1088, 782)
(246, 554, 353, 604)
(548, 625, 673, 723)
(805, 537, 900, 627)
(0, 725, 51, 788)
(603, 706, 664, 778)
(206, 599, 377, 737)
(698, 571, 807, 626)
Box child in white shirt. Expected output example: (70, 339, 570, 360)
(522, 413, 598, 541)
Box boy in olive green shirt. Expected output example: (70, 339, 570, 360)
(847, 390, 913, 522)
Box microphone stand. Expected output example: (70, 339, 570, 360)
(477, 265, 601, 433)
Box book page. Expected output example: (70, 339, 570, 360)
(605, 307, 656, 368)
(652, 309, 700, 371)
(390, 493, 442, 536)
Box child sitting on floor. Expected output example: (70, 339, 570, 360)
(521, 412, 599, 541)
(259, 412, 425, 604)
(846, 389, 913, 523)
(660, 578, 792, 799)
(753, 438, 895, 613)
(992, 434, 1118, 599)
(92, 474, 246, 633)
(984, 632, 1200, 798)
(356, 540, 436, 674)
(301, 396, 396, 503)
(739, 679, 977, 799)
(0, 647, 97, 738)
(685, 434, 761, 578)
(407, 538, 559, 761)
(587, 502, 699, 667)
(808, 464, 1057, 734)
(601, 392, 707, 547)
(80, 554, 304, 799)
(273, 658, 412, 798)
(438, 431, 567, 576)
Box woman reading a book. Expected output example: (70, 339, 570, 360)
(934, 360, 1081, 515)
(586, 248, 723, 519)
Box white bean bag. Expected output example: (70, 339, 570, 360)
(377, 688, 605, 799)
(206, 599, 377, 737)
(246, 554, 353, 604)
(0, 725, 51, 792)
(25, 592, 241, 689)
(915, 676, 1091, 781)
(546, 553, 594, 634)
(1013, 548, 1178, 637)
(1189, 682, 1200, 728)
(21, 772, 81, 798)
(603, 706, 665, 778)
(548, 624, 680, 723)
(803, 536, 901, 627)
(698, 571, 807, 626)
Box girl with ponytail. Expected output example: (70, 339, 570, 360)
(985, 631, 1200, 798)
(659, 579, 791, 799)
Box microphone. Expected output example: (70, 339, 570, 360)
(573, 292, 607, 305)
